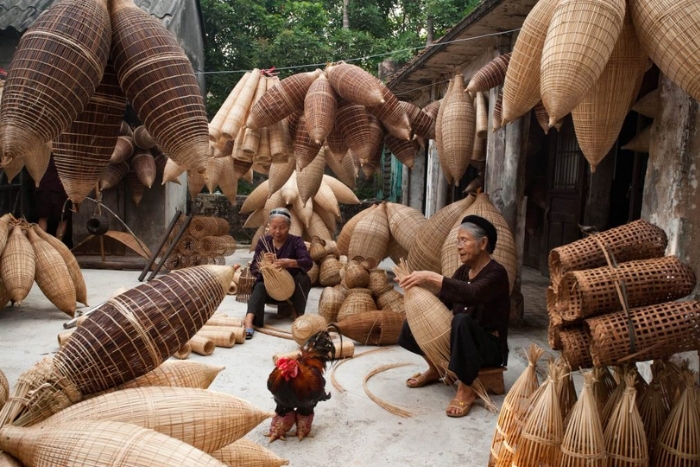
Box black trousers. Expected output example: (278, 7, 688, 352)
(398, 313, 502, 386)
(246, 273, 311, 327)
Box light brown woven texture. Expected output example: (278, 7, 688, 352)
(603, 372, 649, 467)
(98, 161, 130, 191)
(621, 125, 651, 152)
(115, 361, 224, 391)
(200, 236, 237, 256)
(630, 0, 700, 103)
(27, 228, 76, 316)
(559, 371, 605, 467)
(0, 452, 21, 467)
(475, 92, 489, 139)
(126, 170, 146, 206)
(541, 0, 626, 126)
(319, 285, 347, 322)
(241, 77, 267, 156)
(560, 326, 594, 370)
(162, 157, 186, 185)
(336, 204, 373, 255)
(297, 149, 326, 204)
(173, 343, 191, 359)
(467, 53, 512, 93)
(344, 259, 370, 288)
(268, 157, 296, 197)
(0, 0, 110, 163)
(591, 365, 617, 416)
(131, 150, 156, 188)
(188, 335, 216, 355)
(42, 387, 271, 454)
(488, 344, 543, 467)
(337, 288, 376, 322)
(407, 195, 473, 273)
(385, 135, 418, 169)
(548, 219, 668, 290)
(0, 367, 9, 409)
(239, 180, 269, 214)
(133, 125, 157, 149)
(492, 90, 503, 131)
(654, 374, 700, 467)
(319, 256, 343, 286)
(335, 99, 372, 162)
(205, 157, 224, 194)
(302, 73, 336, 145)
(376, 286, 404, 311)
(368, 269, 389, 295)
(326, 61, 384, 107)
(400, 101, 434, 139)
(385, 202, 427, 252)
(259, 261, 295, 301)
(53, 64, 126, 204)
(501, 0, 558, 125)
(309, 236, 328, 262)
(1, 226, 36, 303)
(631, 88, 659, 119)
(367, 83, 411, 141)
(0, 420, 229, 467)
(322, 175, 359, 205)
(461, 193, 518, 292)
(21, 140, 51, 186)
(571, 12, 647, 171)
(291, 314, 328, 345)
(247, 69, 322, 129)
(637, 362, 672, 463)
(189, 216, 225, 238)
(437, 74, 475, 185)
(220, 70, 260, 141)
(111, 0, 209, 172)
(196, 330, 236, 348)
(292, 115, 323, 171)
(421, 99, 440, 138)
(336, 310, 405, 345)
(33, 225, 88, 306)
(211, 438, 289, 467)
(556, 360, 578, 421)
(314, 183, 341, 220)
(557, 256, 696, 323)
(586, 300, 700, 366)
(110, 135, 134, 164)
(208, 71, 251, 141)
(348, 203, 389, 262)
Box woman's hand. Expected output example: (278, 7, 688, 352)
(273, 258, 297, 269)
(397, 270, 443, 290)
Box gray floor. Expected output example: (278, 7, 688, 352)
(0, 250, 555, 467)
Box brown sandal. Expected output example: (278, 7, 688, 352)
(446, 397, 473, 418)
(406, 372, 440, 388)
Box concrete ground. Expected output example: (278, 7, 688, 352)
(0, 249, 554, 467)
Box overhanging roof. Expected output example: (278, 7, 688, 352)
(386, 0, 538, 101)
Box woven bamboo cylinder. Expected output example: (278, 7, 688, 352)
(314, 183, 341, 220)
(205, 157, 224, 194)
(631, 88, 659, 119)
(603, 372, 648, 467)
(385, 135, 418, 169)
(501, 0, 559, 125)
(654, 375, 700, 467)
(297, 148, 326, 204)
(0, 0, 111, 162)
(162, 157, 186, 185)
(337, 288, 376, 322)
(548, 219, 667, 290)
(53, 64, 126, 203)
(209, 72, 251, 142)
(336, 310, 405, 345)
(557, 256, 696, 324)
(220, 70, 260, 142)
(57, 330, 75, 348)
(173, 343, 191, 359)
(268, 156, 296, 197)
(0, 214, 11, 256)
(0, 420, 230, 467)
(348, 202, 389, 263)
(335, 99, 372, 163)
(247, 69, 322, 129)
(400, 101, 434, 139)
(133, 125, 157, 149)
(293, 115, 323, 171)
(291, 314, 328, 345)
(304, 74, 337, 145)
(572, 12, 647, 171)
(541, 0, 626, 126)
(200, 236, 236, 256)
(326, 61, 384, 107)
(111, 0, 209, 172)
(189, 216, 222, 238)
(437, 74, 475, 185)
(385, 202, 427, 252)
(269, 112, 293, 162)
(1, 226, 36, 304)
(242, 78, 268, 156)
(319, 285, 347, 323)
(556, 360, 578, 422)
(99, 161, 130, 191)
(621, 125, 651, 153)
(367, 84, 411, 141)
(126, 170, 146, 206)
(586, 300, 700, 367)
(467, 53, 512, 93)
(559, 371, 605, 467)
(376, 285, 403, 309)
(196, 330, 235, 348)
(336, 204, 375, 256)
(0, 367, 9, 409)
(114, 361, 224, 391)
(27, 228, 76, 316)
(560, 326, 594, 370)
(211, 439, 289, 467)
(475, 92, 489, 139)
(206, 316, 243, 328)
(189, 335, 216, 355)
(131, 150, 156, 188)
(33, 225, 88, 306)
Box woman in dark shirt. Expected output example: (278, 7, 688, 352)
(397, 215, 510, 417)
(243, 207, 313, 339)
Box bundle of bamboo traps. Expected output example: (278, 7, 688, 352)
(162, 216, 236, 270)
(546, 219, 699, 369)
(0, 215, 88, 317)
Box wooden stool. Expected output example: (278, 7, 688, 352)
(478, 367, 507, 395)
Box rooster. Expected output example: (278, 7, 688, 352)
(266, 327, 338, 442)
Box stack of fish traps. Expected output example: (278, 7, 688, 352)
(546, 219, 699, 370)
(162, 216, 236, 270)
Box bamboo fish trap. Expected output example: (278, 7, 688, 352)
(336, 310, 406, 346)
(437, 74, 475, 185)
(246, 70, 322, 129)
(654, 371, 700, 467)
(257, 251, 295, 302)
(467, 53, 512, 93)
(291, 314, 328, 345)
(348, 202, 389, 263)
(0, 368, 8, 408)
(637, 361, 672, 463)
(326, 61, 385, 107)
(559, 371, 605, 467)
(603, 372, 648, 467)
(113, 361, 225, 392)
(1, 225, 36, 304)
(211, 439, 289, 467)
(27, 227, 76, 317)
(33, 225, 87, 305)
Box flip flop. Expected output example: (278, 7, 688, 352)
(245, 328, 255, 340)
(406, 372, 440, 388)
(446, 398, 472, 418)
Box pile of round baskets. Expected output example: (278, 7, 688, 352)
(162, 216, 236, 270)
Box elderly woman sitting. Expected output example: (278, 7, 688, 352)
(243, 208, 313, 339)
(397, 215, 510, 417)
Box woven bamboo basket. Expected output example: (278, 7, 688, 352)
(385, 135, 418, 169)
(133, 125, 157, 149)
(501, 0, 559, 125)
(297, 148, 326, 204)
(307, 211, 333, 241)
(219, 70, 259, 141)
(438, 74, 475, 185)
(209, 71, 250, 141)
(127, 171, 146, 206)
(162, 157, 186, 185)
(321, 175, 358, 206)
(326, 61, 384, 107)
(571, 11, 647, 171)
(308, 261, 320, 285)
(365, 114, 386, 169)
(309, 236, 328, 262)
(1, 226, 36, 304)
(319, 285, 347, 322)
(189, 216, 222, 238)
(239, 180, 270, 214)
(324, 150, 355, 190)
(205, 157, 224, 194)
(421, 99, 441, 139)
(53, 64, 126, 203)
(33, 225, 88, 306)
(211, 438, 289, 467)
(304, 74, 337, 145)
(291, 314, 328, 345)
(0, 367, 8, 408)
(559, 326, 594, 370)
(400, 101, 434, 139)
(241, 78, 268, 156)
(185, 168, 206, 200)
(603, 372, 648, 467)
(268, 157, 296, 197)
(367, 83, 411, 141)
(557, 256, 696, 323)
(638, 362, 672, 463)
(654, 372, 700, 467)
(559, 371, 605, 467)
(344, 258, 370, 289)
(0, 420, 229, 467)
(293, 115, 323, 171)
(131, 150, 156, 189)
(468, 54, 512, 93)
(630, 0, 700, 103)
(368, 269, 389, 294)
(189, 334, 216, 355)
(441, 222, 464, 278)
(325, 125, 349, 160)
(22, 141, 51, 187)
(111, 0, 209, 172)
(376, 286, 403, 310)
(196, 330, 236, 348)
(0, 214, 11, 255)
(0, 0, 111, 162)
(348, 202, 389, 262)
(586, 300, 700, 366)
(558, 360, 578, 423)
(336, 205, 374, 255)
(541, 0, 626, 126)
(548, 219, 667, 290)
(631, 88, 659, 119)
(474, 92, 488, 139)
(173, 343, 191, 359)
(621, 125, 651, 153)
(42, 387, 271, 454)
(385, 202, 427, 252)
(314, 183, 341, 219)
(200, 236, 236, 256)
(488, 344, 543, 467)
(336, 310, 405, 345)
(270, 112, 293, 163)
(337, 288, 376, 322)
(335, 99, 372, 163)
(27, 228, 76, 317)
(115, 361, 224, 391)
(247, 69, 322, 129)
(408, 195, 474, 273)
(1, 156, 25, 184)
(259, 261, 295, 302)
(99, 161, 130, 191)
(589, 365, 615, 412)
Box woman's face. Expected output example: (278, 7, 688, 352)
(456, 227, 487, 265)
(268, 217, 290, 242)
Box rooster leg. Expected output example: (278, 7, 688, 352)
(266, 409, 296, 443)
(295, 406, 316, 441)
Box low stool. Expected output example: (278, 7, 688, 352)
(478, 367, 507, 395)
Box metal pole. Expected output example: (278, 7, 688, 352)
(138, 209, 182, 282)
(146, 212, 194, 281)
